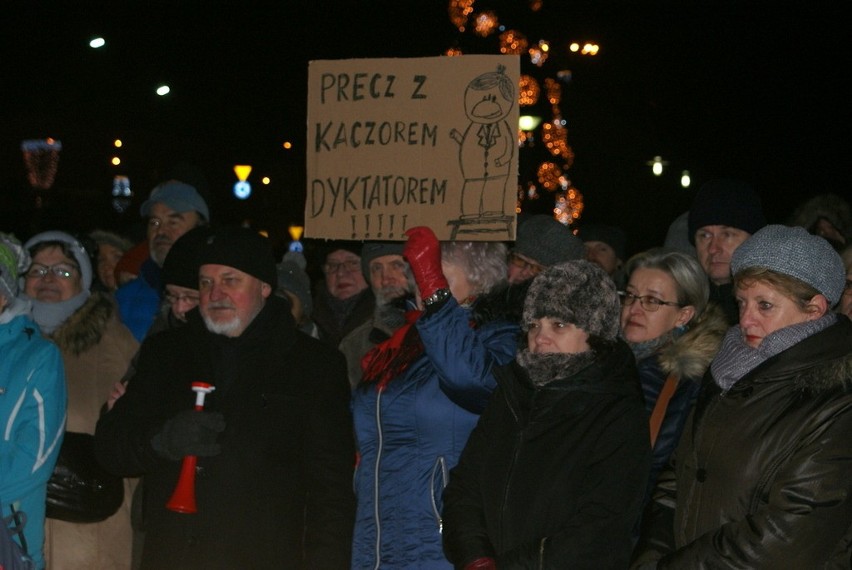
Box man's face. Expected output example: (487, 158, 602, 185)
(324, 249, 368, 300)
(165, 284, 200, 322)
(367, 254, 411, 304)
(694, 225, 751, 286)
(507, 252, 545, 285)
(199, 264, 270, 337)
(147, 203, 202, 267)
(97, 243, 124, 291)
(584, 241, 620, 276)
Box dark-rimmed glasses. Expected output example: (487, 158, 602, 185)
(618, 291, 682, 312)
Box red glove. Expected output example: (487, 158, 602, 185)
(404, 226, 448, 299)
(464, 557, 497, 570)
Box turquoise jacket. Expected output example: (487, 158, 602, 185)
(0, 307, 66, 569)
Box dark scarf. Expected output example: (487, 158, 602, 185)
(360, 309, 424, 390)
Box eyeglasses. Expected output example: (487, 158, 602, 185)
(165, 292, 200, 305)
(618, 291, 682, 312)
(324, 259, 360, 274)
(25, 263, 78, 280)
(508, 253, 545, 275)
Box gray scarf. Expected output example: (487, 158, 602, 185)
(516, 348, 597, 387)
(710, 313, 837, 391)
(25, 290, 90, 335)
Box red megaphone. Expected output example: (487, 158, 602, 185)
(166, 382, 215, 514)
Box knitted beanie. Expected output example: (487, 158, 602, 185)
(522, 259, 620, 341)
(0, 233, 30, 299)
(731, 224, 846, 305)
(687, 179, 766, 244)
(161, 226, 213, 289)
(277, 251, 313, 318)
(197, 226, 277, 288)
(360, 241, 406, 277)
(24, 230, 94, 291)
(578, 223, 628, 260)
(513, 215, 585, 267)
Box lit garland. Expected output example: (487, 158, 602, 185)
(21, 138, 62, 190)
(447, 0, 583, 227)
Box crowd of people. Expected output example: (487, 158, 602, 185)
(1, 175, 850, 569)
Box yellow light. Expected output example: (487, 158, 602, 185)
(519, 115, 542, 131)
(258, 230, 269, 238)
(288, 225, 304, 241)
(114, 139, 122, 148)
(262, 177, 270, 185)
(569, 43, 580, 52)
(282, 141, 292, 149)
(111, 156, 121, 166)
(681, 170, 691, 188)
(234, 165, 252, 181)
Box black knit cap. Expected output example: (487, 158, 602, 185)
(513, 214, 585, 267)
(161, 226, 213, 289)
(687, 179, 767, 244)
(197, 226, 277, 288)
(578, 223, 627, 260)
(360, 241, 406, 277)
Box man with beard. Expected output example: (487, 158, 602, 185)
(339, 242, 414, 389)
(115, 180, 209, 341)
(95, 226, 356, 569)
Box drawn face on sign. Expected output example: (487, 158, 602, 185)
(463, 70, 514, 125)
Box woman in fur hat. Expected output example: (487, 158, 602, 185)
(619, 249, 727, 501)
(442, 260, 651, 569)
(21, 231, 138, 570)
(633, 225, 852, 568)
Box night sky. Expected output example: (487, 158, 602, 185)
(2, 1, 848, 256)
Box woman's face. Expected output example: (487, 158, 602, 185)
(527, 317, 590, 354)
(620, 268, 694, 344)
(840, 271, 852, 320)
(736, 280, 821, 348)
(442, 260, 474, 304)
(24, 245, 83, 303)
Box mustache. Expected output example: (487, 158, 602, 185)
(206, 301, 235, 310)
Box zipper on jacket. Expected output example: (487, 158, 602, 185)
(372, 387, 384, 570)
(430, 456, 448, 533)
(538, 536, 548, 569)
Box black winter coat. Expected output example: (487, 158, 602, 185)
(442, 340, 651, 569)
(633, 317, 852, 569)
(95, 296, 356, 569)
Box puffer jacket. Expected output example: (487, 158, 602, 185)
(633, 316, 852, 568)
(637, 304, 727, 497)
(0, 308, 66, 570)
(442, 340, 651, 569)
(350, 296, 518, 569)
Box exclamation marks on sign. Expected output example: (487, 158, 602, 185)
(377, 214, 384, 238)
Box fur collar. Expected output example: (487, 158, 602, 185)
(794, 351, 852, 394)
(658, 303, 728, 381)
(49, 291, 116, 355)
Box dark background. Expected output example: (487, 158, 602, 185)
(2, 1, 848, 257)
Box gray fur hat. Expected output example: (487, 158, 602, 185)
(514, 215, 585, 267)
(523, 259, 620, 341)
(731, 224, 846, 305)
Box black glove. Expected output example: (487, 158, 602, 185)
(151, 410, 225, 461)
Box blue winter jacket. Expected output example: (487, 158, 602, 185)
(351, 297, 519, 569)
(0, 309, 66, 569)
(115, 258, 161, 342)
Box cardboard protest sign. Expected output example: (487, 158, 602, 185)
(305, 55, 519, 241)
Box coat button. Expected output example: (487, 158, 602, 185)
(696, 468, 708, 482)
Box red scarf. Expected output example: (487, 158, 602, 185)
(360, 310, 424, 390)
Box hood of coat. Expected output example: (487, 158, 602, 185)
(658, 302, 729, 382)
(49, 291, 116, 355)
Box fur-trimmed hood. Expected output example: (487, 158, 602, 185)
(793, 350, 852, 394)
(658, 302, 728, 381)
(49, 291, 117, 355)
